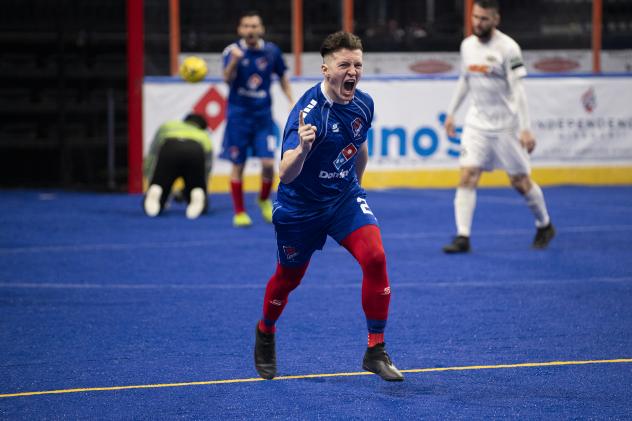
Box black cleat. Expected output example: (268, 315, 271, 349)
(533, 223, 555, 249)
(442, 235, 471, 254)
(362, 343, 404, 382)
(254, 325, 276, 380)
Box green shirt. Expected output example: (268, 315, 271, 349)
(144, 120, 213, 179)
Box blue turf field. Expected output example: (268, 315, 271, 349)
(1, 186, 631, 419)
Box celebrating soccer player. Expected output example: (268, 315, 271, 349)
(253, 31, 404, 382)
(221, 11, 294, 227)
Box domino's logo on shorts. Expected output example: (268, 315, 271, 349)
(333, 143, 357, 170)
(230, 146, 240, 160)
(283, 245, 299, 261)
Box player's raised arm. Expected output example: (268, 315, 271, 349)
(278, 111, 317, 184)
(298, 110, 317, 142)
(222, 46, 243, 83)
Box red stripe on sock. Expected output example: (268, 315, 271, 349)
(368, 333, 385, 347)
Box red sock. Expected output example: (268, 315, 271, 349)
(259, 262, 309, 334)
(341, 225, 391, 342)
(230, 180, 245, 214)
(260, 178, 272, 201)
(368, 333, 385, 347)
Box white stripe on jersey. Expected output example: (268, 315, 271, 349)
(353, 96, 372, 122)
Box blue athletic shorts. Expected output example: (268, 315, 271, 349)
(272, 185, 379, 267)
(220, 112, 275, 164)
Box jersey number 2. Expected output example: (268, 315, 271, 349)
(357, 197, 373, 215)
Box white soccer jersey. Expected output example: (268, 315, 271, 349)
(459, 29, 527, 131)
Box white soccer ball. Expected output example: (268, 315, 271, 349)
(179, 56, 208, 83)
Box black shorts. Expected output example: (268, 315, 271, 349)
(149, 138, 206, 203)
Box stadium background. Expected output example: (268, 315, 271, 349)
(0, 0, 631, 191)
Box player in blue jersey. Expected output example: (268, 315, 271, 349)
(253, 31, 403, 382)
(221, 11, 294, 228)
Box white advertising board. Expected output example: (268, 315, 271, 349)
(144, 76, 632, 177)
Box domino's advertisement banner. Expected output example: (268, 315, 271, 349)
(144, 76, 632, 179)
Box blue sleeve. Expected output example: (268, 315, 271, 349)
(222, 52, 231, 69)
(273, 46, 288, 78)
(281, 96, 322, 156)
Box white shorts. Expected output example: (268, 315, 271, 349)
(459, 126, 531, 175)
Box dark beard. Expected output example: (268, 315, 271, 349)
(474, 26, 493, 41)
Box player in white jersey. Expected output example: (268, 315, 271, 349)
(442, 0, 555, 253)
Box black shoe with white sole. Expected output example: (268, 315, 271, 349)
(254, 325, 276, 380)
(362, 343, 404, 382)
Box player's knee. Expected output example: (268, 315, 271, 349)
(360, 247, 387, 274)
(459, 172, 479, 188)
(275, 263, 307, 288)
(510, 174, 531, 194)
(231, 164, 245, 179)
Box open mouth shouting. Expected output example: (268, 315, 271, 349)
(342, 79, 356, 97)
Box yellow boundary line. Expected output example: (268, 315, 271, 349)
(1, 358, 631, 398)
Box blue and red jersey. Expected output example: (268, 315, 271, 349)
(277, 82, 374, 212)
(222, 39, 287, 117)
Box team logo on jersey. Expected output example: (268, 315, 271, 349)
(332, 123, 340, 133)
(247, 74, 262, 90)
(468, 64, 490, 74)
(333, 143, 357, 170)
(256, 57, 268, 71)
(282, 245, 299, 261)
(581, 87, 596, 113)
(350, 118, 363, 139)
